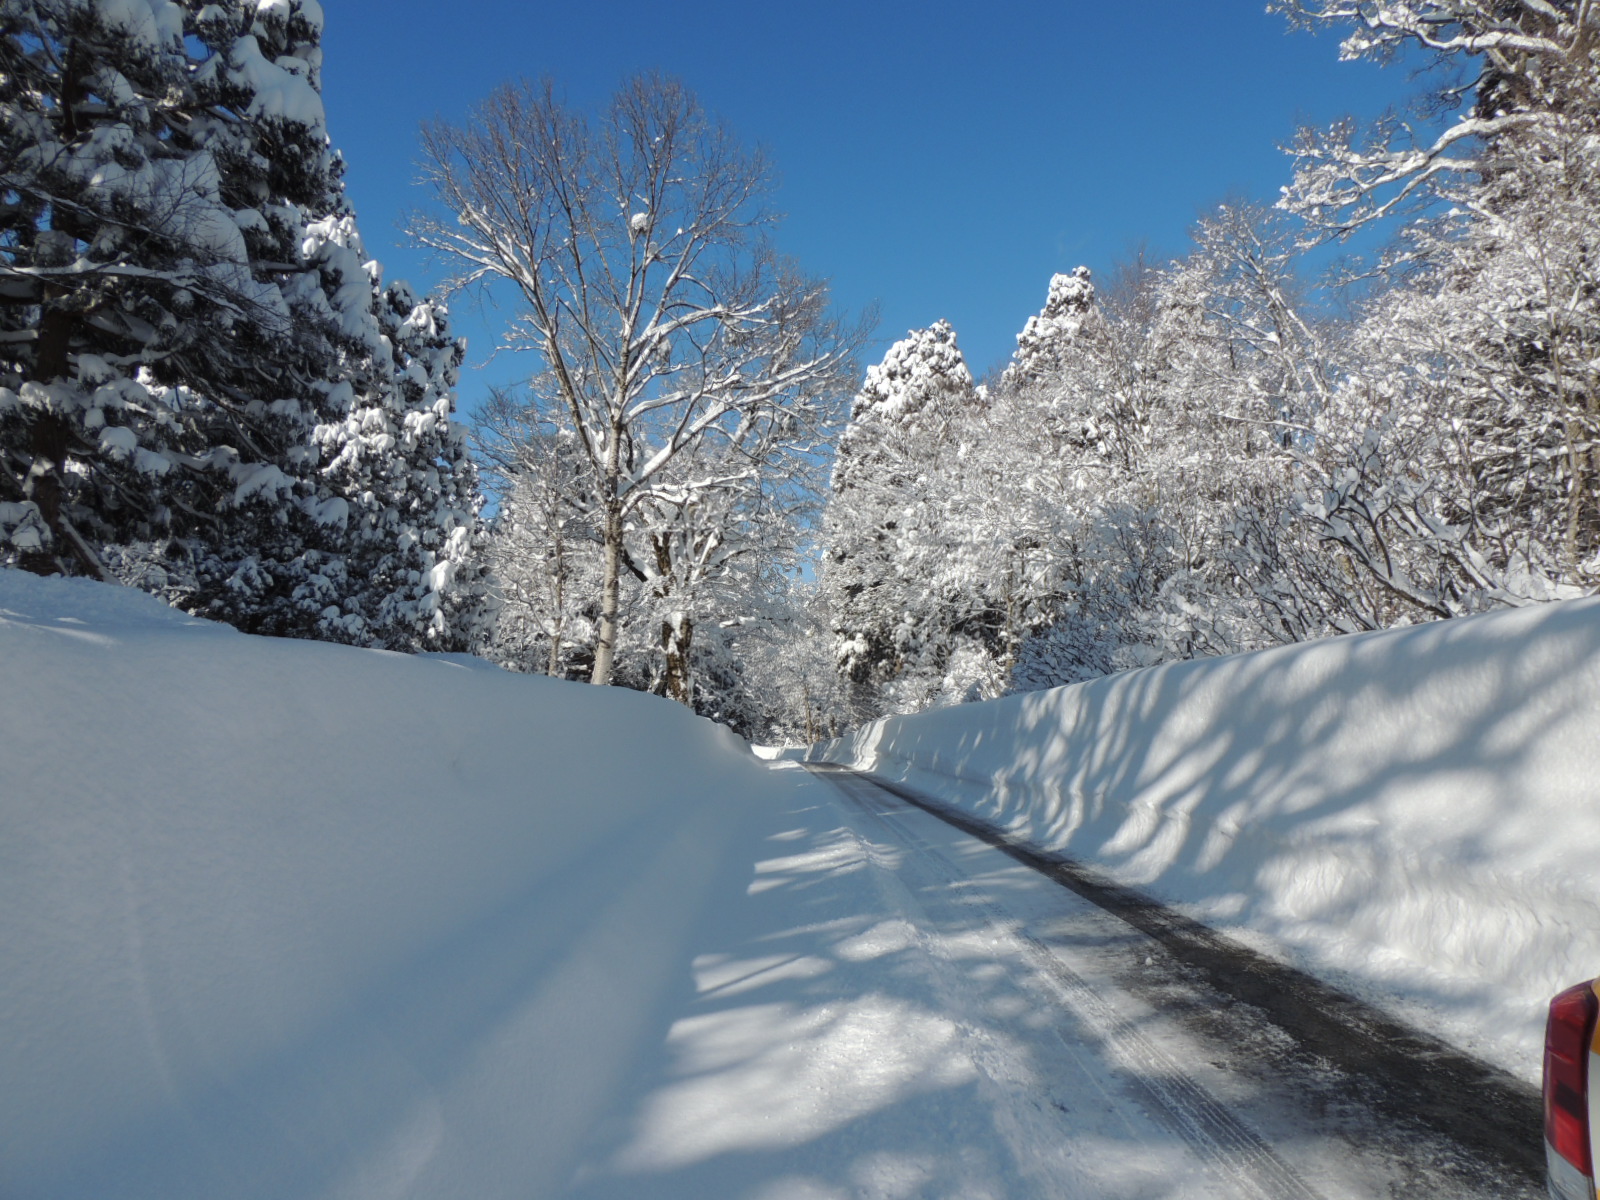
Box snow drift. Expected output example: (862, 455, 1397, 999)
(0, 570, 770, 1200)
(798, 598, 1600, 1079)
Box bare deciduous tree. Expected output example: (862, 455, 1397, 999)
(413, 74, 865, 688)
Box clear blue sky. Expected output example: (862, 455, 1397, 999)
(318, 1, 1412, 407)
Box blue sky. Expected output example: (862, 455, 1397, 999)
(319, 2, 1415, 407)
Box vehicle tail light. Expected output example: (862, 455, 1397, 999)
(1545, 981, 1599, 1175)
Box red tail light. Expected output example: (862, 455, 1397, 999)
(1545, 981, 1599, 1174)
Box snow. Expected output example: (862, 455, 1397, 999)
(4, 569, 1169, 1199)
(92, 0, 184, 49)
(0, 571, 775, 1198)
(229, 460, 294, 502)
(3, 568, 1586, 1197)
(226, 34, 326, 131)
(97, 425, 138, 458)
(793, 597, 1600, 1081)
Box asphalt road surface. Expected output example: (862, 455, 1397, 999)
(804, 764, 1544, 1200)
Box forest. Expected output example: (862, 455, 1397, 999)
(3, 0, 1596, 741)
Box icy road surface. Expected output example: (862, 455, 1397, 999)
(566, 761, 1541, 1200)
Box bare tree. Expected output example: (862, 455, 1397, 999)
(413, 74, 865, 687)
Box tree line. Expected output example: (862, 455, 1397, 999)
(4, 0, 1595, 743)
(818, 0, 1600, 730)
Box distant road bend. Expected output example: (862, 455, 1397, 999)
(804, 762, 1544, 1200)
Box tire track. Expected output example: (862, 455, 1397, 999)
(821, 767, 1327, 1200)
(806, 762, 1545, 1198)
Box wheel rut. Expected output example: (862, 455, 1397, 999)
(805, 762, 1545, 1199)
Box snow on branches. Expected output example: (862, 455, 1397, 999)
(423, 75, 862, 712)
(1003, 266, 1096, 387)
(1272, 0, 1597, 235)
(0, 0, 485, 648)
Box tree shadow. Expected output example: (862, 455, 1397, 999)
(812, 599, 1600, 1076)
(557, 768, 1358, 1199)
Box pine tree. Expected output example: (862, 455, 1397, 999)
(1, 0, 326, 580)
(1001, 266, 1096, 388)
(0, 0, 485, 647)
(310, 249, 487, 651)
(822, 320, 979, 714)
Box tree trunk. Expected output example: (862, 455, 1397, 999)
(19, 304, 97, 578)
(591, 500, 622, 685)
(660, 611, 693, 705)
(546, 526, 566, 677)
(591, 426, 624, 685)
(801, 679, 817, 744)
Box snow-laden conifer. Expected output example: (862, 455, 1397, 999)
(310, 260, 487, 650)
(0, 0, 484, 648)
(822, 320, 981, 715)
(1002, 265, 1096, 388)
(1, 0, 324, 580)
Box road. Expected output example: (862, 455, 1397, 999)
(563, 759, 1542, 1198)
(800, 763, 1543, 1200)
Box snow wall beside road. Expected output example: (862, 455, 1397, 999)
(0, 571, 767, 1200)
(796, 597, 1600, 1080)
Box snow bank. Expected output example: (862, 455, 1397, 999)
(799, 599, 1600, 1080)
(0, 570, 771, 1200)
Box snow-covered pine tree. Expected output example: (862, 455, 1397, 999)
(0, 0, 483, 647)
(1, 0, 326, 582)
(821, 319, 980, 716)
(310, 239, 487, 651)
(896, 273, 1112, 705)
(1001, 265, 1097, 389)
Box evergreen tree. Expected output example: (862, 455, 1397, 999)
(1, 0, 328, 580)
(1001, 266, 1096, 388)
(0, 0, 484, 647)
(821, 320, 979, 715)
(305, 216, 486, 650)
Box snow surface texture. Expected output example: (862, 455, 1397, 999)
(4, 569, 1207, 1199)
(0, 571, 776, 1199)
(795, 598, 1600, 1082)
(5, 570, 1582, 1196)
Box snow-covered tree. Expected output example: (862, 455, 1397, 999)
(727, 576, 850, 744)
(472, 393, 601, 679)
(822, 319, 983, 714)
(1271, 0, 1590, 235)
(413, 73, 864, 688)
(0, 0, 330, 577)
(0, 0, 484, 647)
(473, 364, 829, 723)
(310, 260, 488, 650)
(935, 219, 1337, 697)
(1001, 265, 1097, 388)
(1273, 0, 1600, 608)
